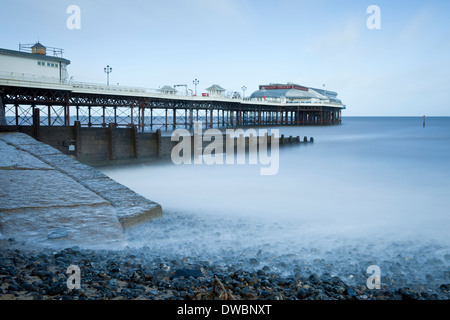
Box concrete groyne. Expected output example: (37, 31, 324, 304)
(0, 132, 162, 248)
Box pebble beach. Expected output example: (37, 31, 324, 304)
(1, 237, 449, 301)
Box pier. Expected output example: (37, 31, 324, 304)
(0, 42, 345, 160)
(0, 76, 344, 132)
(1, 42, 344, 166)
(0, 76, 336, 166)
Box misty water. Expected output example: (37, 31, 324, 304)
(100, 117, 450, 290)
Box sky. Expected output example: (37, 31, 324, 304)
(1, 0, 450, 116)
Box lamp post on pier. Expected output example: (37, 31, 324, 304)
(193, 78, 199, 96)
(104, 65, 112, 86)
(241, 85, 247, 99)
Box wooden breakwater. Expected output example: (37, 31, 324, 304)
(0, 117, 314, 167)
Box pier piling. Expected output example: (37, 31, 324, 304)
(32, 107, 40, 141)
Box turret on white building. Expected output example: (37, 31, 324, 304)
(0, 42, 71, 83)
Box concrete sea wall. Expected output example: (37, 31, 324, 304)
(0, 132, 162, 248)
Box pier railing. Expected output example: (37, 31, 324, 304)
(0, 72, 344, 108)
(1, 72, 344, 129)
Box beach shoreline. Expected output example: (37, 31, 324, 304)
(1, 238, 448, 301)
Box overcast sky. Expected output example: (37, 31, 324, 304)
(1, 0, 449, 116)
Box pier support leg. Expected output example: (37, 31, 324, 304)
(74, 120, 81, 161)
(140, 105, 144, 132)
(107, 123, 116, 160)
(210, 107, 213, 128)
(32, 107, 40, 141)
(130, 106, 134, 126)
(0, 95, 6, 126)
(15, 104, 18, 126)
(131, 125, 138, 158)
(156, 128, 162, 158)
(65, 103, 70, 126)
(102, 106, 106, 127)
(165, 108, 168, 131)
(173, 108, 176, 130)
(150, 108, 153, 131)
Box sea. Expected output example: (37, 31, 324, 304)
(100, 117, 450, 290)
